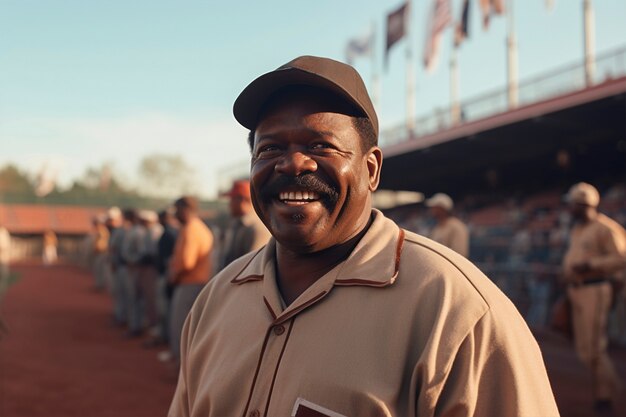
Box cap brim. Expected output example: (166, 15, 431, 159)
(233, 67, 368, 131)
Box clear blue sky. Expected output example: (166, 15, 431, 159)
(1, 0, 624, 198)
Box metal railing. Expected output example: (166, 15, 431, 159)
(380, 45, 626, 147)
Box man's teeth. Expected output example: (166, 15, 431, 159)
(279, 191, 319, 201)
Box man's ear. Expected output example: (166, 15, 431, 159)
(366, 146, 383, 192)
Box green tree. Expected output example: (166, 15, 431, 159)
(138, 154, 198, 198)
(0, 165, 36, 202)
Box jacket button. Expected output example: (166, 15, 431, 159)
(273, 325, 285, 335)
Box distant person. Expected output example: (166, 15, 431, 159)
(0, 225, 10, 282)
(218, 179, 271, 271)
(169, 55, 558, 417)
(168, 196, 213, 364)
(0, 225, 9, 338)
(104, 207, 122, 292)
(425, 193, 469, 257)
(149, 208, 179, 352)
(92, 215, 110, 291)
(108, 207, 129, 327)
(42, 230, 58, 265)
(136, 210, 163, 342)
(563, 182, 626, 414)
(120, 209, 146, 337)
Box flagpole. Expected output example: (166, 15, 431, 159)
(371, 20, 380, 109)
(450, 43, 460, 125)
(506, 0, 519, 109)
(583, 0, 595, 86)
(405, 0, 415, 138)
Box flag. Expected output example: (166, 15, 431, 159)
(346, 29, 373, 65)
(385, 1, 410, 66)
(454, 0, 471, 47)
(480, 0, 505, 29)
(423, 0, 452, 72)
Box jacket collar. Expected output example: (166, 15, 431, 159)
(230, 209, 405, 324)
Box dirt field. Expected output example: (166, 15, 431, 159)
(1, 263, 625, 417)
(0, 263, 176, 417)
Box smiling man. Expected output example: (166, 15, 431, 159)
(169, 56, 559, 417)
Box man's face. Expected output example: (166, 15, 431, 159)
(229, 194, 252, 218)
(250, 90, 382, 253)
(568, 202, 589, 220)
(175, 204, 188, 224)
(429, 206, 447, 220)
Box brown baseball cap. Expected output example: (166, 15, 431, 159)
(233, 55, 378, 137)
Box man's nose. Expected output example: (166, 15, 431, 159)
(275, 150, 317, 176)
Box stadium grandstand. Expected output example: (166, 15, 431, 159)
(214, 46, 626, 333)
(379, 46, 626, 331)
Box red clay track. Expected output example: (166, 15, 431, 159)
(0, 263, 176, 417)
(1, 263, 625, 417)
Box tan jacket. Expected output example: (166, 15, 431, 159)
(430, 216, 469, 258)
(563, 212, 626, 283)
(170, 217, 213, 285)
(170, 210, 558, 417)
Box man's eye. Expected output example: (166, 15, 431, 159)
(310, 143, 333, 150)
(256, 145, 281, 156)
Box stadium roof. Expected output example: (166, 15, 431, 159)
(379, 75, 626, 198)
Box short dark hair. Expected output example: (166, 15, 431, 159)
(247, 116, 377, 154)
(174, 195, 198, 212)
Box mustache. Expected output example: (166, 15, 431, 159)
(260, 174, 339, 209)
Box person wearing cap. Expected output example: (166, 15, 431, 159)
(108, 208, 132, 327)
(218, 179, 271, 272)
(137, 210, 164, 341)
(562, 182, 626, 413)
(169, 56, 558, 417)
(120, 208, 147, 337)
(425, 193, 469, 258)
(169, 196, 213, 364)
(91, 214, 111, 291)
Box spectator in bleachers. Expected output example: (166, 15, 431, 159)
(562, 182, 626, 414)
(168, 196, 213, 364)
(425, 193, 469, 257)
(509, 221, 532, 266)
(42, 230, 58, 265)
(217, 179, 270, 272)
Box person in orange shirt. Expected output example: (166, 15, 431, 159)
(169, 196, 213, 363)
